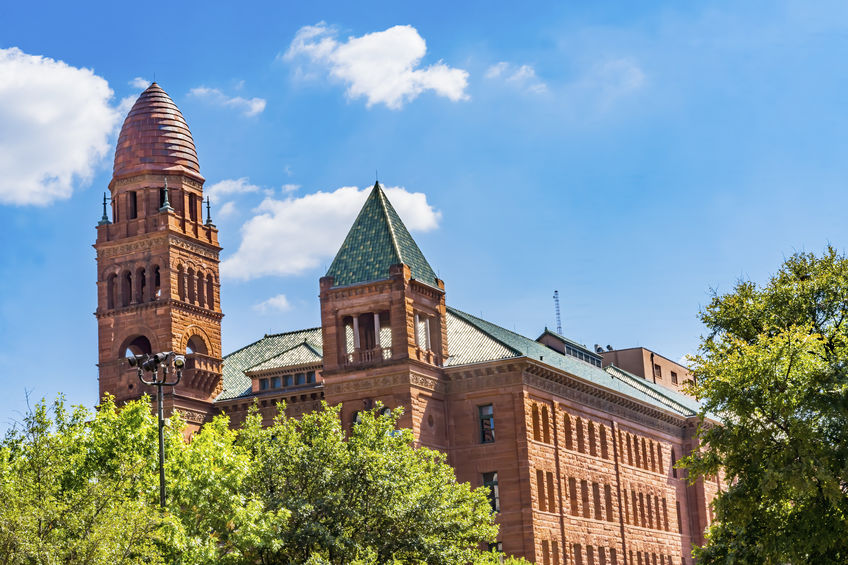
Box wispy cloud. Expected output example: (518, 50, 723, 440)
(205, 177, 263, 203)
(485, 62, 547, 94)
(189, 86, 266, 116)
(0, 47, 121, 206)
(284, 22, 469, 109)
(253, 294, 292, 313)
(129, 77, 150, 89)
(221, 184, 441, 280)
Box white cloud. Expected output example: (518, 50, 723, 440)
(485, 62, 547, 93)
(583, 57, 646, 100)
(282, 183, 300, 193)
(0, 47, 121, 206)
(205, 177, 262, 203)
(129, 77, 150, 89)
(222, 184, 441, 280)
(284, 23, 469, 109)
(189, 86, 266, 116)
(216, 200, 238, 219)
(253, 294, 292, 313)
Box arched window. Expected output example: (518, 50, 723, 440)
(564, 414, 573, 450)
(186, 335, 208, 355)
(106, 273, 117, 309)
(121, 271, 132, 306)
(177, 265, 185, 301)
(197, 271, 205, 308)
(152, 265, 161, 300)
(135, 266, 146, 303)
(588, 422, 597, 456)
(187, 268, 196, 303)
(576, 417, 585, 453)
(541, 406, 550, 443)
(532, 404, 541, 441)
(206, 274, 214, 308)
(600, 425, 609, 459)
(123, 335, 152, 357)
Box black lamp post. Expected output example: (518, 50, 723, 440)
(127, 351, 185, 508)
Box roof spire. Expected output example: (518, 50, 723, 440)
(159, 177, 174, 212)
(205, 196, 214, 226)
(98, 192, 111, 225)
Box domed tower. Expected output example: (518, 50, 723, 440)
(94, 82, 223, 429)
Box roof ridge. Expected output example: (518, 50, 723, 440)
(605, 364, 697, 417)
(445, 307, 522, 357)
(375, 183, 404, 267)
(223, 326, 322, 359)
(242, 339, 323, 372)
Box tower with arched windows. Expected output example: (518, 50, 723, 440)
(94, 83, 223, 429)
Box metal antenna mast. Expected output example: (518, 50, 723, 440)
(553, 290, 562, 335)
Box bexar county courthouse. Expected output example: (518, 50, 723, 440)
(96, 83, 719, 564)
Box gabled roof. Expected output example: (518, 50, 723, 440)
(216, 328, 323, 401)
(325, 182, 438, 288)
(246, 341, 323, 374)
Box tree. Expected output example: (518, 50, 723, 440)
(0, 397, 507, 564)
(682, 247, 848, 564)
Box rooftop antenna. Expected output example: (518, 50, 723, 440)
(553, 290, 562, 335)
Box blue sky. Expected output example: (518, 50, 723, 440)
(1, 0, 847, 429)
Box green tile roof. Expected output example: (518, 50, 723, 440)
(246, 341, 323, 373)
(326, 182, 438, 288)
(216, 328, 323, 401)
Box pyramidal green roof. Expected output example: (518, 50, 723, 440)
(326, 182, 438, 288)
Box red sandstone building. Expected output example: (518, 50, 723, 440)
(96, 83, 719, 564)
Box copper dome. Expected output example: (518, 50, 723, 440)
(113, 83, 201, 179)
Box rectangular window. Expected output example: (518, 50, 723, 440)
(569, 477, 578, 516)
(189, 194, 198, 221)
(482, 472, 500, 512)
(259, 378, 268, 391)
(574, 544, 584, 565)
(593, 482, 602, 520)
(307, 371, 316, 383)
(653, 363, 662, 379)
(671, 371, 678, 385)
(542, 540, 550, 565)
(296, 372, 305, 385)
(479, 404, 495, 443)
(283, 374, 293, 387)
(128, 191, 138, 219)
(536, 469, 546, 511)
(581, 479, 590, 518)
(159, 188, 167, 208)
(546, 471, 555, 513)
(270, 376, 281, 389)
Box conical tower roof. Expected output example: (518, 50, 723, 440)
(112, 82, 202, 180)
(326, 182, 438, 288)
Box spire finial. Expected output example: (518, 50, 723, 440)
(159, 177, 174, 212)
(98, 192, 111, 225)
(205, 196, 214, 226)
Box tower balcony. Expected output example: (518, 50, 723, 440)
(344, 347, 392, 366)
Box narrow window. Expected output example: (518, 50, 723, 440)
(547, 471, 555, 512)
(581, 479, 590, 518)
(592, 482, 602, 520)
(177, 265, 185, 301)
(128, 190, 138, 219)
(542, 540, 550, 565)
(637, 552, 643, 565)
(552, 541, 559, 565)
(639, 492, 646, 527)
(574, 544, 584, 565)
(564, 414, 573, 450)
(532, 404, 541, 441)
(106, 273, 117, 309)
(605, 484, 614, 522)
(650, 440, 656, 471)
(577, 418, 585, 453)
(671, 371, 678, 385)
(653, 363, 661, 379)
(189, 194, 198, 222)
(159, 187, 167, 208)
(647, 493, 654, 529)
(259, 378, 268, 391)
(588, 422, 597, 456)
(284, 374, 293, 387)
(187, 268, 196, 303)
(270, 376, 281, 389)
(482, 472, 499, 512)
(153, 266, 161, 299)
(307, 371, 316, 383)
(632, 491, 638, 526)
(569, 477, 578, 516)
(599, 547, 607, 565)
(197, 271, 205, 308)
(642, 438, 648, 469)
(657, 444, 664, 474)
(610, 549, 618, 565)
(479, 404, 495, 443)
(663, 498, 669, 531)
(600, 425, 609, 459)
(677, 501, 682, 533)
(542, 406, 550, 443)
(537, 470, 546, 511)
(623, 488, 629, 524)
(627, 434, 634, 466)
(293, 372, 303, 385)
(121, 271, 132, 306)
(587, 545, 595, 565)
(655, 495, 662, 529)
(633, 435, 640, 467)
(671, 448, 678, 478)
(206, 274, 214, 308)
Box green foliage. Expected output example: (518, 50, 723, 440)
(0, 397, 502, 564)
(682, 247, 848, 564)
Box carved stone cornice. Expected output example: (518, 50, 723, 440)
(324, 370, 445, 396)
(95, 232, 220, 260)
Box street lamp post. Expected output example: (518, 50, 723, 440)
(127, 351, 185, 508)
